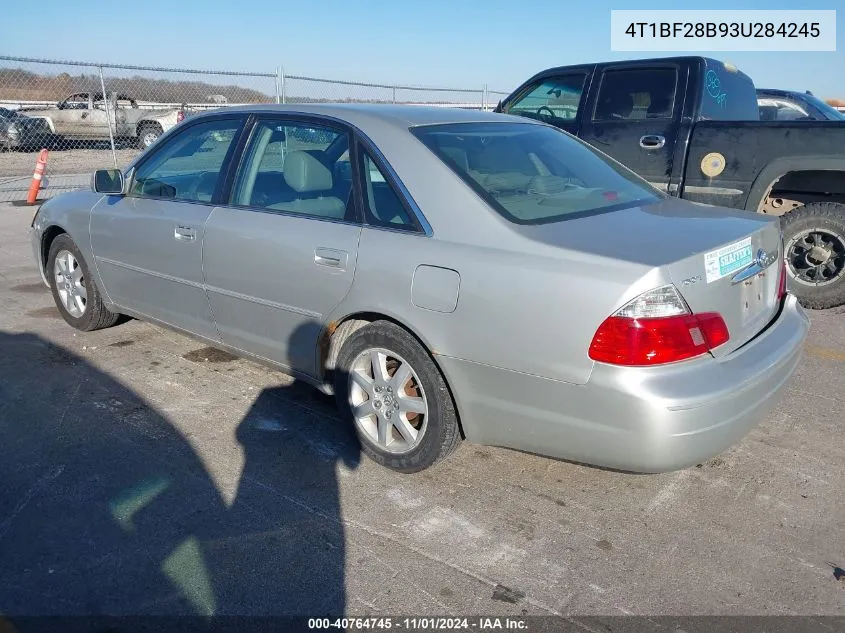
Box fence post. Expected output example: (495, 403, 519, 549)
(98, 66, 118, 168)
(482, 84, 488, 111)
(281, 66, 286, 104)
(392, 86, 397, 104)
(275, 66, 281, 104)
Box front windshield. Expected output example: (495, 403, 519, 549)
(503, 74, 586, 123)
(411, 122, 661, 225)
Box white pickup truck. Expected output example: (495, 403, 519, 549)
(21, 91, 185, 149)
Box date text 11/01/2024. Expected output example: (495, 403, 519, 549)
(623, 22, 821, 38)
(308, 617, 528, 630)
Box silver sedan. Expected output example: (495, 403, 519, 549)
(29, 104, 810, 473)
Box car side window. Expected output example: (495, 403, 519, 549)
(129, 118, 243, 202)
(504, 74, 587, 122)
(593, 68, 677, 121)
(230, 119, 355, 221)
(359, 150, 416, 231)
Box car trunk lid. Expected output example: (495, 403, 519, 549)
(665, 218, 783, 357)
(511, 196, 784, 358)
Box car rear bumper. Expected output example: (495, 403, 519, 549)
(436, 294, 809, 473)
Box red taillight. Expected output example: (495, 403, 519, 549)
(176, 110, 185, 123)
(777, 255, 787, 300)
(589, 312, 730, 366)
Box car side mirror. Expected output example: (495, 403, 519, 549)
(92, 168, 125, 195)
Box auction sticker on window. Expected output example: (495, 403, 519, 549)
(704, 237, 753, 283)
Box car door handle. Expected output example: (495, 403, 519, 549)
(174, 225, 196, 242)
(314, 247, 348, 269)
(639, 134, 666, 150)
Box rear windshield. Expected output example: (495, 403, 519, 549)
(410, 122, 661, 225)
(699, 60, 759, 121)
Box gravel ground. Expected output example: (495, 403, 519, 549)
(0, 202, 844, 625)
(0, 147, 139, 178)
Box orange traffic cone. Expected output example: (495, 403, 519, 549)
(26, 149, 49, 205)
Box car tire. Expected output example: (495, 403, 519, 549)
(137, 123, 163, 149)
(47, 234, 121, 331)
(780, 202, 845, 310)
(333, 320, 462, 473)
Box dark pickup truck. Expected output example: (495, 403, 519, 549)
(495, 56, 845, 309)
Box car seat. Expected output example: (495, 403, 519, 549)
(268, 150, 346, 218)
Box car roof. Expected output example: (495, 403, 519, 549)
(522, 55, 716, 76)
(190, 102, 534, 131)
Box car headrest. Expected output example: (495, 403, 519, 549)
(441, 146, 469, 172)
(758, 105, 777, 121)
(284, 150, 333, 193)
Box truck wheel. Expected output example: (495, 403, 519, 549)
(780, 202, 845, 310)
(137, 123, 163, 149)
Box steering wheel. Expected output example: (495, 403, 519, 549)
(537, 106, 556, 118)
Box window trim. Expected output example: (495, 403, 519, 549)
(503, 71, 590, 123)
(154, 107, 433, 235)
(590, 64, 680, 123)
(125, 112, 249, 206)
(218, 113, 363, 226)
(355, 141, 427, 235)
(349, 131, 430, 236)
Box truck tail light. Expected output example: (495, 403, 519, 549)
(588, 285, 730, 366)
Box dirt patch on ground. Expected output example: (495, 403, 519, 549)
(27, 306, 58, 319)
(11, 283, 48, 294)
(183, 346, 239, 363)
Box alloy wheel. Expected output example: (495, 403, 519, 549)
(348, 348, 429, 454)
(786, 227, 845, 286)
(53, 249, 87, 317)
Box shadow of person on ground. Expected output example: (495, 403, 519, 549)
(0, 324, 360, 628)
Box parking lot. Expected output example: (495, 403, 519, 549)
(1, 201, 844, 617)
(0, 148, 139, 203)
(0, 147, 140, 178)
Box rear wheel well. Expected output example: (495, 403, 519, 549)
(321, 312, 466, 439)
(757, 169, 845, 216)
(41, 225, 66, 270)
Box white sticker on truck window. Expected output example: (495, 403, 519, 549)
(704, 237, 753, 283)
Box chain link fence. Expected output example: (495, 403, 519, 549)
(0, 55, 510, 202)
